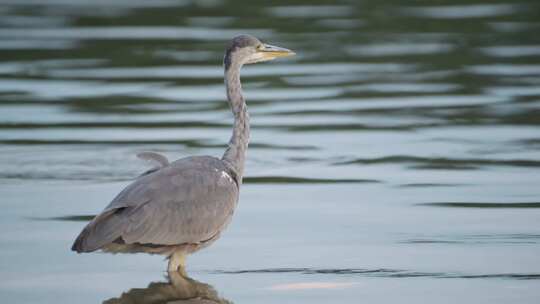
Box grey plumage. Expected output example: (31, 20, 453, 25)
(73, 157, 238, 252)
(71, 34, 294, 272)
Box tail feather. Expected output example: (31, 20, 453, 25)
(71, 225, 93, 253)
(71, 208, 125, 253)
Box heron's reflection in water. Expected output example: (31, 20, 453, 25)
(103, 272, 232, 304)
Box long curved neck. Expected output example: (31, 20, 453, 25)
(221, 59, 250, 182)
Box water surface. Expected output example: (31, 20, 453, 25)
(1, 0, 540, 303)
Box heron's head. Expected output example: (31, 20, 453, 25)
(224, 35, 295, 70)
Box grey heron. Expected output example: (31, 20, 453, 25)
(71, 35, 295, 273)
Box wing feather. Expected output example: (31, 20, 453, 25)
(72, 156, 239, 252)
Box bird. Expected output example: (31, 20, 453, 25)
(71, 35, 295, 273)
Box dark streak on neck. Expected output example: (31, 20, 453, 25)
(223, 47, 235, 71)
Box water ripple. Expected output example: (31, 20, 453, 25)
(213, 268, 540, 280)
(243, 176, 380, 184)
(419, 202, 540, 208)
(404, 234, 540, 244)
(335, 156, 540, 170)
(346, 43, 453, 57)
(268, 5, 352, 18)
(400, 4, 522, 19)
(0, 27, 272, 41)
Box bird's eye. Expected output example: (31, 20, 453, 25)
(257, 44, 264, 50)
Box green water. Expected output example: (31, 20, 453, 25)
(1, 0, 540, 303)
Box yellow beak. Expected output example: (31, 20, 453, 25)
(259, 43, 296, 60)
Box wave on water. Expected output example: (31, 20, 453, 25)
(211, 268, 540, 280)
(418, 202, 540, 208)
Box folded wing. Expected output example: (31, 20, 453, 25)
(72, 156, 239, 253)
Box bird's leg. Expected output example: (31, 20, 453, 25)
(168, 251, 187, 276)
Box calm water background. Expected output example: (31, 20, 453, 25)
(1, 0, 540, 303)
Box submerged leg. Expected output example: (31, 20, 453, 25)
(168, 251, 187, 275)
